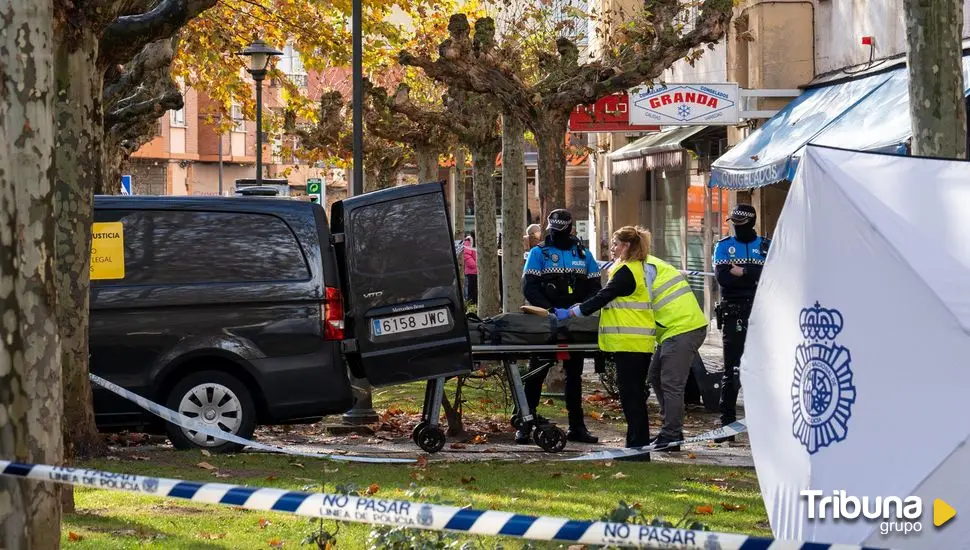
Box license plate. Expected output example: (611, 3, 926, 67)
(372, 308, 449, 336)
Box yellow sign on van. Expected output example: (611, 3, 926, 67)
(91, 222, 125, 280)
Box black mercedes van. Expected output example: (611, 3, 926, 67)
(90, 196, 353, 452)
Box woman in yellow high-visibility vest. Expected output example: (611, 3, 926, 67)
(554, 226, 656, 461)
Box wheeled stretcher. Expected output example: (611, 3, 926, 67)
(411, 343, 608, 454)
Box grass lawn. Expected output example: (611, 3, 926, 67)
(64, 449, 770, 549)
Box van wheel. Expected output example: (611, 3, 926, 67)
(165, 370, 257, 453)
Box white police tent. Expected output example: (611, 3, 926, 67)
(741, 144, 970, 548)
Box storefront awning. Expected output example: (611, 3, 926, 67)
(709, 70, 894, 189)
(609, 126, 708, 174)
(805, 55, 970, 158)
(710, 53, 970, 189)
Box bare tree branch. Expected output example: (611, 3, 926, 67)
(100, 0, 218, 68)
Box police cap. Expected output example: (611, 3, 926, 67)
(546, 208, 572, 231)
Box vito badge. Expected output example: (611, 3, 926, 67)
(791, 302, 856, 454)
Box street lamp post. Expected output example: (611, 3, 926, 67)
(238, 39, 283, 186)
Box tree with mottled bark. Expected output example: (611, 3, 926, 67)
(903, 0, 967, 158)
(289, 90, 409, 191)
(401, 1, 733, 219)
(52, 0, 221, 515)
(0, 0, 63, 546)
(389, 84, 503, 317)
(501, 112, 527, 312)
(363, 80, 455, 184)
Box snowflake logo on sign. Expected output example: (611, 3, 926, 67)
(791, 302, 856, 455)
(632, 84, 738, 123)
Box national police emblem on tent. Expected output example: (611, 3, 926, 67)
(791, 302, 857, 454)
(417, 504, 433, 526)
(141, 476, 159, 494)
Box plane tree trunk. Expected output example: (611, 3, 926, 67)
(903, 0, 967, 158)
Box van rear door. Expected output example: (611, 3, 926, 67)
(330, 183, 471, 387)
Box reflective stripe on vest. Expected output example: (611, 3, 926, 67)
(598, 260, 657, 353)
(647, 255, 708, 341)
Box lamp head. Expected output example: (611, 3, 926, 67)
(238, 39, 283, 74)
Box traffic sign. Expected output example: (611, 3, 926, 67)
(120, 175, 132, 196)
(307, 178, 323, 204)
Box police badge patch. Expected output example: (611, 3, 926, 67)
(791, 302, 857, 455)
(550, 253, 560, 263)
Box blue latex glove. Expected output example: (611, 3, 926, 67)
(553, 308, 570, 321)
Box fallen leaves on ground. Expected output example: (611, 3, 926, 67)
(67, 532, 83, 542)
(543, 398, 555, 405)
(695, 505, 714, 515)
(268, 538, 284, 548)
(577, 473, 600, 480)
(687, 453, 697, 459)
(409, 472, 425, 481)
(721, 503, 747, 511)
(258, 519, 272, 529)
(197, 462, 217, 471)
(612, 472, 628, 479)
(586, 393, 608, 402)
(589, 411, 604, 421)
(365, 483, 380, 495)
(470, 434, 488, 444)
(213, 472, 231, 478)
(200, 449, 212, 457)
(449, 443, 467, 450)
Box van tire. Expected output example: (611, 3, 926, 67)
(165, 370, 257, 453)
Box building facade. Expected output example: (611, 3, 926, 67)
(589, 0, 970, 317)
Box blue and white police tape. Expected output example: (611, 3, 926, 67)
(565, 420, 748, 462)
(0, 460, 892, 550)
(681, 270, 715, 277)
(88, 373, 413, 464)
(598, 261, 714, 278)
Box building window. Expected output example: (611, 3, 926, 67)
(170, 107, 186, 127)
(231, 102, 246, 132)
(280, 43, 307, 87)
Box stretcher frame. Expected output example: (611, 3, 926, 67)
(412, 343, 607, 453)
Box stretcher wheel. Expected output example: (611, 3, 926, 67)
(414, 425, 446, 453)
(533, 425, 567, 453)
(412, 421, 428, 440)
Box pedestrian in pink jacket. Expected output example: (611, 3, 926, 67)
(462, 236, 478, 304)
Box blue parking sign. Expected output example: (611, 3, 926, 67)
(120, 175, 132, 196)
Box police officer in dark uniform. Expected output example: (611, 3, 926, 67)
(518, 209, 602, 444)
(712, 204, 770, 442)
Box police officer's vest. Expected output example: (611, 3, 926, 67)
(598, 260, 656, 353)
(646, 255, 708, 343)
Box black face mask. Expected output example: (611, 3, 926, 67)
(550, 229, 574, 250)
(733, 220, 757, 243)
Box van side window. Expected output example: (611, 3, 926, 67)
(96, 210, 310, 285)
(350, 194, 454, 276)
